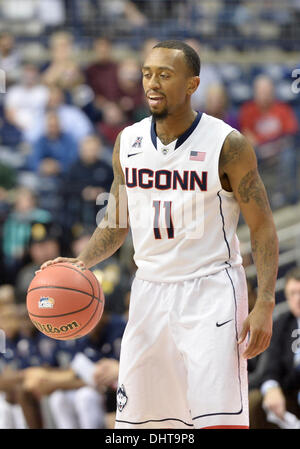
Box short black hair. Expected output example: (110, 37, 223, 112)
(153, 40, 201, 76)
(285, 267, 300, 285)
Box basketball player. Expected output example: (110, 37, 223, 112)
(41, 41, 279, 429)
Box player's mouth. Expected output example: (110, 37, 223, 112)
(147, 94, 165, 107)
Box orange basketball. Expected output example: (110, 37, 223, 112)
(26, 262, 105, 340)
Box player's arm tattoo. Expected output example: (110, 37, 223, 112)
(237, 168, 270, 211)
(219, 130, 248, 168)
(250, 234, 278, 303)
(222, 131, 278, 304)
(78, 133, 129, 268)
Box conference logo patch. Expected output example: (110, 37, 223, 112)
(38, 296, 55, 309)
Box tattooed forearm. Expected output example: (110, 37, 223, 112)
(78, 225, 128, 269)
(251, 229, 278, 303)
(238, 169, 270, 211)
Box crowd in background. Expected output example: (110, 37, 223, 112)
(0, 0, 299, 429)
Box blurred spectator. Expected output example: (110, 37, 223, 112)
(41, 31, 83, 91)
(117, 58, 147, 121)
(2, 187, 52, 283)
(85, 38, 121, 106)
(23, 310, 126, 428)
(240, 75, 298, 148)
(0, 162, 17, 219)
(0, 31, 21, 86)
(27, 112, 78, 176)
(186, 39, 222, 111)
(239, 75, 299, 205)
(0, 303, 61, 428)
(249, 267, 300, 428)
(0, 0, 37, 22)
(62, 135, 113, 227)
(4, 63, 49, 137)
(0, 303, 27, 428)
(70, 226, 94, 258)
(66, 0, 146, 36)
(204, 83, 240, 130)
(15, 222, 61, 304)
(93, 263, 128, 316)
(0, 284, 15, 309)
(0, 0, 65, 27)
(25, 86, 93, 144)
(37, 0, 66, 28)
(131, 0, 178, 22)
(97, 102, 131, 146)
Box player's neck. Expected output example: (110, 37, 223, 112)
(155, 108, 197, 146)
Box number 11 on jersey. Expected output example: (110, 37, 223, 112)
(153, 200, 174, 239)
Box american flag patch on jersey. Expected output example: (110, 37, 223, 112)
(189, 151, 206, 161)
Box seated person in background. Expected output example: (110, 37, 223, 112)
(15, 222, 61, 304)
(0, 303, 54, 428)
(0, 304, 27, 428)
(239, 74, 299, 205)
(239, 75, 298, 151)
(22, 309, 126, 428)
(4, 63, 49, 138)
(2, 187, 52, 283)
(0, 31, 21, 86)
(27, 112, 78, 177)
(97, 102, 131, 147)
(0, 285, 15, 310)
(186, 39, 222, 112)
(204, 83, 240, 130)
(41, 31, 83, 92)
(9, 305, 60, 429)
(62, 135, 113, 227)
(25, 86, 93, 144)
(117, 58, 147, 122)
(85, 37, 121, 108)
(0, 162, 17, 206)
(249, 267, 300, 428)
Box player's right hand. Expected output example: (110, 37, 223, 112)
(38, 257, 86, 272)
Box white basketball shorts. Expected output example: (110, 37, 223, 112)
(115, 265, 249, 429)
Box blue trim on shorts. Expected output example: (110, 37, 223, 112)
(116, 417, 194, 427)
(191, 195, 245, 422)
(192, 268, 244, 422)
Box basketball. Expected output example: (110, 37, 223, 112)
(26, 262, 105, 340)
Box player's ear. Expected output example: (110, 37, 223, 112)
(187, 76, 200, 96)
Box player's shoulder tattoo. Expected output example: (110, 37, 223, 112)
(219, 130, 248, 169)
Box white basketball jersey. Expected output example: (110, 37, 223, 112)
(119, 112, 243, 282)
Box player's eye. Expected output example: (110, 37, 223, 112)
(160, 73, 169, 79)
(143, 72, 151, 79)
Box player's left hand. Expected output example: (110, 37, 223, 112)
(238, 299, 274, 359)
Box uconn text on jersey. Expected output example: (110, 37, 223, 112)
(125, 167, 208, 191)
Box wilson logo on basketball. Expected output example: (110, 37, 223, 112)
(38, 296, 55, 309)
(32, 320, 80, 335)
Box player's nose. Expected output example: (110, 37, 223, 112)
(147, 74, 161, 90)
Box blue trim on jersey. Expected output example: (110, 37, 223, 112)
(217, 190, 231, 263)
(150, 111, 202, 150)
